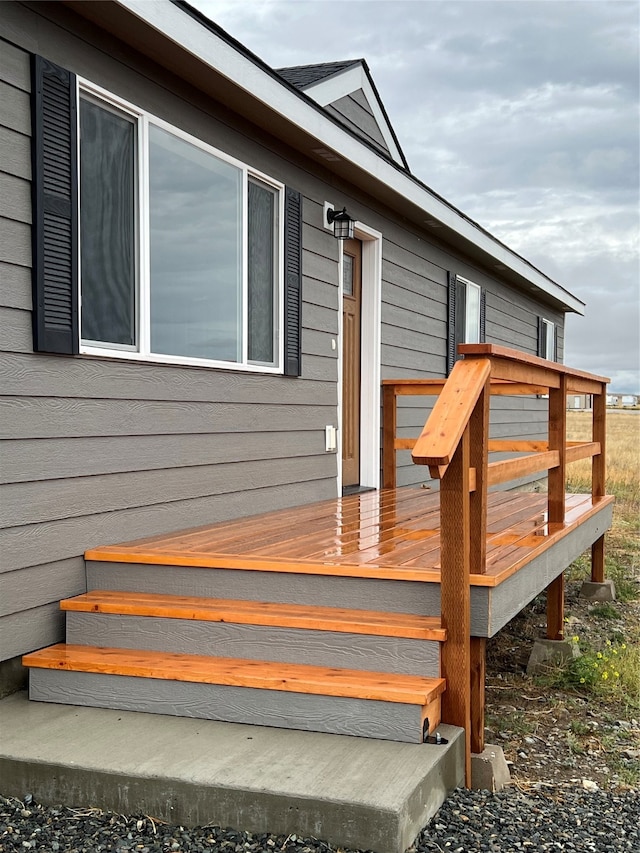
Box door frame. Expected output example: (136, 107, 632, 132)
(337, 220, 382, 492)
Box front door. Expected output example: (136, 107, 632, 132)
(342, 238, 362, 490)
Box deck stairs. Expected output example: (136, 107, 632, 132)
(23, 560, 448, 743)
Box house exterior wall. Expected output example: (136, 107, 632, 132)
(0, 0, 565, 663)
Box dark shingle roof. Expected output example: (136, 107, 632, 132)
(276, 60, 361, 90)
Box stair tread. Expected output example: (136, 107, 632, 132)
(23, 644, 446, 705)
(63, 591, 446, 641)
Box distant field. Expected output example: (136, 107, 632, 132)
(566, 409, 640, 502)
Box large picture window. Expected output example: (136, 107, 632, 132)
(78, 89, 282, 370)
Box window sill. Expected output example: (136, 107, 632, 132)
(79, 345, 284, 375)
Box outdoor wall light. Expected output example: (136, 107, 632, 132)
(326, 207, 355, 240)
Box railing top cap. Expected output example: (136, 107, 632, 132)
(458, 344, 610, 385)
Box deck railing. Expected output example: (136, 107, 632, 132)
(382, 344, 609, 782)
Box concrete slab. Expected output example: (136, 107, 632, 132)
(0, 692, 464, 853)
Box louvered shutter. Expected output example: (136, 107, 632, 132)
(479, 288, 486, 342)
(446, 272, 457, 374)
(283, 186, 302, 376)
(537, 316, 545, 358)
(31, 55, 79, 354)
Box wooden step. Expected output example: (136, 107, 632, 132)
(24, 645, 445, 704)
(62, 591, 446, 641)
(24, 645, 445, 742)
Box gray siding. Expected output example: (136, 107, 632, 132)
(0, 1, 566, 661)
(325, 88, 391, 158)
(0, 5, 341, 659)
(378, 226, 563, 488)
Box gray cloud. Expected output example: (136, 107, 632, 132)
(194, 0, 639, 392)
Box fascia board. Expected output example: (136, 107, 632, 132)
(302, 64, 405, 165)
(115, 0, 584, 314)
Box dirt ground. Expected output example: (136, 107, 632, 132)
(484, 576, 640, 791)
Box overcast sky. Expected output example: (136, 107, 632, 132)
(192, 0, 639, 393)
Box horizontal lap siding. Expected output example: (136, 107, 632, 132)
(0, 11, 340, 660)
(380, 228, 563, 488)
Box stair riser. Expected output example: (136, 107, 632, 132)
(29, 669, 439, 743)
(65, 613, 441, 677)
(86, 562, 442, 617)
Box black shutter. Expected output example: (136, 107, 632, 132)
(537, 316, 545, 358)
(283, 186, 302, 376)
(479, 288, 486, 342)
(554, 326, 559, 363)
(31, 55, 79, 354)
(446, 272, 457, 375)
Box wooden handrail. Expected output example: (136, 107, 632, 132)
(381, 342, 609, 787)
(411, 358, 492, 472)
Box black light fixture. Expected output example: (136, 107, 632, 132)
(326, 207, 355, 240)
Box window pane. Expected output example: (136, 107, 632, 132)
(80, 99, 136, 346)
(343, 254, 354, 297)
(544, 321, 555, 360)
(248, 179, 278, 364)
(149, 126, 242, 361)
(465, 282, 481, 344)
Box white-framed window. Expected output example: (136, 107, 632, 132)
(448, 273, 486, 373)
(77, 82, 284, 372)
(538, 318, 556, 361)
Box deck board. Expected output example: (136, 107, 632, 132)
(86, 488, 615, 588)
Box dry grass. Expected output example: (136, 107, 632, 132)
(565, 409, 639, 602)
(566, 409, 640, 503)
(485, 409, 640, 789)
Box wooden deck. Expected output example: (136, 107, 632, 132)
(85, 487, 613, 589)
(24, 345, 614, 787)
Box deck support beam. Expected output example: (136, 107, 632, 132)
(546, 574, 565, 641)
(439, 427, 471, 785)
(470, 637, 486, 755)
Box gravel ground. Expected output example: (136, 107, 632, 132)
(1, 788, 639, 853)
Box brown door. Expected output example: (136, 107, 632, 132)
(342, 238, 362, 489)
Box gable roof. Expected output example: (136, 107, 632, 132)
(77, 0, 585, 315)
(277, 59, 409, 169)
(277, 60, 360, 89)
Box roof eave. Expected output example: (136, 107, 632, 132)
(89, 0, 585, 314)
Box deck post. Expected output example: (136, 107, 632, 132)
(382, 384, 397, 490)
(548, 374, 567, 524)
(591, 383, 607, 583)
(439, 426, 472, 785)
(469, 377, 490, 574)
(546, 374, 567, 640)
